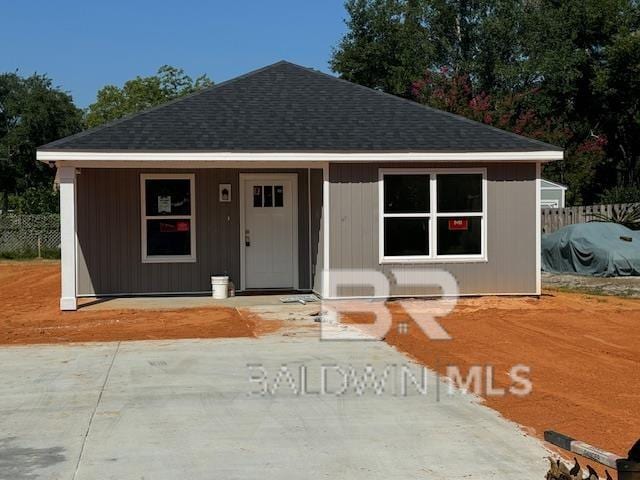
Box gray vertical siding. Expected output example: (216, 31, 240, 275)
(76, 168, 310, 296)
(329, 162, 538, 296)
(77, 163, 537, 297)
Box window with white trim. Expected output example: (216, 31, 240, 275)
(380, 169, 486, 262)
(141, 173, 196, 263)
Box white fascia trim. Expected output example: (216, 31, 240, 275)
(37, 150, 563, 163)
(540, 178, 568, 190)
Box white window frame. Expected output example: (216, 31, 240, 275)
(140, 173, 196, 263)
(378, 168, 487, 264)
(540, 199, 559, 208)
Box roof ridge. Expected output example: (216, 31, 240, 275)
(40, 60, 292, 150)
(284, 62, 562, 152)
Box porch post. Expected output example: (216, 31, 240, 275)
(535, 161, 542, 296)
(58, 166, 77, 311)
(322, 163, 330, 298)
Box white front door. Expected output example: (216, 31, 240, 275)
(241, 174, 297, 290)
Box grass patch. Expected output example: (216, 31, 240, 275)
(545, 284, 639, 298)
(0, 248, 60, 260)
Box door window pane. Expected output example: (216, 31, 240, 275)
(437, 217, 481, 255)
(274, 185, 284, 207)
(253, 186, 262, 207)
(437, 174, 482, 212)
(384, 175, 430, 213)
(384, 218, 429, 256)
(145, 179, 191, 216)
(264, 185, 273, 207)
(146, 220, 191, 256)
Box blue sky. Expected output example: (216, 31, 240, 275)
(1, 0, 348, 108)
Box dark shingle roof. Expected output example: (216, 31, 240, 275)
(40, 61, 561, 152)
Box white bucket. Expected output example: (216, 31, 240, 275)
(211, 276, 229, 299)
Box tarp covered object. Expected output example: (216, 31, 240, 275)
(542, 222, 640, 277)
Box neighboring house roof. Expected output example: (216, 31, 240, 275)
(39, 61, 562, 154)
(540, 179, 568, 190)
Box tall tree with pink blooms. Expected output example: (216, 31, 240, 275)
(332, 0, 640, 204)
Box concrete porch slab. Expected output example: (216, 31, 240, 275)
(78, 293, 320, 311)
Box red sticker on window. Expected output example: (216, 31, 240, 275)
(448, 219, 468, 231)
(159, 222, 176, 233)
(159, 221, 189, 233)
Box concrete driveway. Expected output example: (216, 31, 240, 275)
(0, 331, 550, 479)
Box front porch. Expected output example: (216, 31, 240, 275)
(58, 164, 329, 310)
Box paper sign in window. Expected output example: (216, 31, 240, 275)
(448, 219, 468, 231)
(159, 221, 176, 233)
(158, 196, 172, 213)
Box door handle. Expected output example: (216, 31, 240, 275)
(245, 229, 250, 247)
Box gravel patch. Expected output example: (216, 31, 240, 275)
(542, 271, 640, 297)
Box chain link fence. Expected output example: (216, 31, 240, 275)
(0, 214, 60, 258)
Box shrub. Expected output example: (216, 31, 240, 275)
(0, 247, 60, 260)
(598, 185, 640, 204)
(589, 203, 640, 230)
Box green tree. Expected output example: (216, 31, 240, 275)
(9, 186, 60, 214)
(520, 0, 640, 201)
(332, 0, 640, 205)
(592, 29, 640, 190)
(331, 0, 434, 95)
(332, 0, 526, 96)
(86, 65, 213, 128)
(0, 72, 83, 213)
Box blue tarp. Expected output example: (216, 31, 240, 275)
(542, 222, 640, 277)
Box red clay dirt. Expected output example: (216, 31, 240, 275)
(375, 294, 640, 477)
(0, 261, 279, 344)
(2, 261, 638, 476)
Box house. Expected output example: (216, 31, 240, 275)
(540, 178, 567, 208)
(37, 61, 563, 311)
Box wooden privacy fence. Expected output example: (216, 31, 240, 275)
(541, 203, 638, 233)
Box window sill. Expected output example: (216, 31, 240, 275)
(379, 255, 487, 264)
(142, 256, 197, 264)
